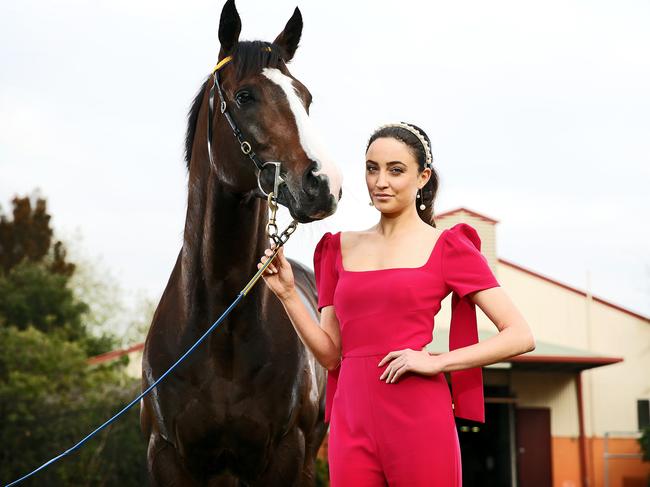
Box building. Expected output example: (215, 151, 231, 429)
(89, 207, 650, 487)
(430, 208, 649, 487)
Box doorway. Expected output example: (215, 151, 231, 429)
(458, 395, 514, 487)
(515, 407, 552, 487)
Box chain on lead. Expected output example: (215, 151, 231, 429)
(264, 161, 298, 247)
(277, 219, 298, 245)
(266, 191, 280, 243)
(266, 191, 298, 247)
(241, 190, 297, 296)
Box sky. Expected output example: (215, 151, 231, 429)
(1, 0, 649, 329)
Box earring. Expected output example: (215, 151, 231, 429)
(418, 188, 426, 210)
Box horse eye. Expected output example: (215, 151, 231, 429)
(235, 90, 254, 106)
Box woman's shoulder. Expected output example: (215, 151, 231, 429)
(341, 225, 446, 249)
(339, 229, 366, 250)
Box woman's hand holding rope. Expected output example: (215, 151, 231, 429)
(257, 244, 295, 301)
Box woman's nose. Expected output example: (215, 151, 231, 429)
(376, 170, 389, 186)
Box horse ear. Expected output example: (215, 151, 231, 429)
(273, 7, 303, 62)
(218, 0, 241, 55)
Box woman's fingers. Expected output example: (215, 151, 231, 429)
(275, 244, 287, 264)
(273, 247, 286, 269)
(258, 244, 289, 275)
(259, 251, 278, 273)
(380, 361, 407, 383)
(268, 246, 285, 271)
(257, 260, 277, 274)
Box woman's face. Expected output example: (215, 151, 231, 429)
(365, 136, 430, 212)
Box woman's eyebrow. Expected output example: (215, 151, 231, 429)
(366, 159, 406, 166)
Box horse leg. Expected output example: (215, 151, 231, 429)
(299, 426, 326, 487)
(206, 473, 243, 487)
(250, 425, 305, 487)
(147, 433, 198, 486)
(299, 453, 318, 487)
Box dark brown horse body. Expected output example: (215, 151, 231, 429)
(140, 1, 343, 485)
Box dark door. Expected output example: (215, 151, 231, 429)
(458, 400, 513, 487)
(515, 407, 552, 487)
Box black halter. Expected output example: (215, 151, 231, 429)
(206, 52, 285, 199)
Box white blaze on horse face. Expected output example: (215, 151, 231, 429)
(261, 68, 343, 203)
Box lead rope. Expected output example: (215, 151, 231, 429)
(5, 165, 299, 486)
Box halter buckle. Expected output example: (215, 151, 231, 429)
(241, 141, 252, 154)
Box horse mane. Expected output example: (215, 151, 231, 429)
(183, 40, 285, 170)
(184, 77, 210, 170)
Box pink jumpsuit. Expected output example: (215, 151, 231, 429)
(313, 223, 501, 487)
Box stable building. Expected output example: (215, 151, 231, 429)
(425, 208, 649, 487)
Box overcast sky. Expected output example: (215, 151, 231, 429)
(1, 0, 649, 325)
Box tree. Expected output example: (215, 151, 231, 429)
(0, 261, 87, 333)
(0, 192, 147, 484)
(0, 193, 115, 356)
(0, 194, 74, 277)
(0, 326, 147, 485)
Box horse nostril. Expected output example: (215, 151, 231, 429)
(307, 166, 327, 190)
(339, 187, 343, 200)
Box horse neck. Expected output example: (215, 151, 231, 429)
(180, 160, 268, 329)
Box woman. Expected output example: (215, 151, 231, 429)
(258, 122, 535, 486)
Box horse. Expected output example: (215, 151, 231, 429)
(139, 1, 343, 485)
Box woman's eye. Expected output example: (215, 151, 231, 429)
(366, 167, 403, 173)
(235, 91, 254, 106)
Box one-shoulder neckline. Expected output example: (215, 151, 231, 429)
(336, 228, 449, 274)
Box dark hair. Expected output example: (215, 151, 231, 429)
(365, 123, 440, 227)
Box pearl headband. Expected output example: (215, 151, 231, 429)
(373, 122, 433, 169)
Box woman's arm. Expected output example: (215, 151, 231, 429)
(258, 244, 341, 371)
(379, 286, 535, 383)
(281, 291, 342, 371)
(433, 286, 535, 373)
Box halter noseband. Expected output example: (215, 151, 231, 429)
(207, 48, 285, 200)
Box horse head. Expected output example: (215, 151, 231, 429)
(186, 0, 343, 224)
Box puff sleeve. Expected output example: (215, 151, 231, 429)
(442, 223, 500, 423)
(313, 232, 339, 313)
(313, 231, 340, 424)
(443, 223, 500, 298)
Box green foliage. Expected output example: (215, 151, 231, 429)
(0, 193, 116, 356)
(0, 195, 74, 278)
(0, 260, 115, 356)
(639, 423, 650, 462)
(0, 326, 147, 485)
(0, 260, 87, 333)
(315, 457, 330, 487)
(0, 192, 148, 484)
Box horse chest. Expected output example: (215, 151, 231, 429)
(163, 355, 301, 441)
(170, 383, 297, 475)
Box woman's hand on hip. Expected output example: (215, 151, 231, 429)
(377, 347, 444, 383)
(258, 243, 295, 301)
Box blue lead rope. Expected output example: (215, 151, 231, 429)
(5, 289, 246, 486)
